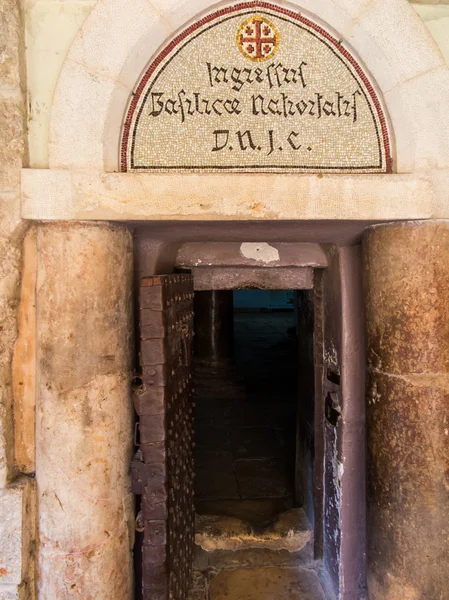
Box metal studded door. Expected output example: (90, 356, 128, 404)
(132, 274, 195, 600)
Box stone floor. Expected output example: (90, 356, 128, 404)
(191, 311, 328, 599)
(192, 565, 327, 600)
(188, 542, 328, 600)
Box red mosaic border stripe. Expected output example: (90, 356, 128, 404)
(120, 1, 392, 173)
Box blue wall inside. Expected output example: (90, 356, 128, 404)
(233, 290, 295, 309)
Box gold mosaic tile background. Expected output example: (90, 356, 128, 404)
(123, 3, 391, 173)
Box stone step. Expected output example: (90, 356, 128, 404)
(202, 566, 326, 600)
(195, 508, 312, 553)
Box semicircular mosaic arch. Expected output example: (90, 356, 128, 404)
(121, 1, 393, 173)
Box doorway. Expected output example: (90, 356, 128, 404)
(191, 288, 327, 599)
(194, 289, 298, 520)
(133, 240, 366, 600)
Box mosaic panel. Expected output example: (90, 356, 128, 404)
(121, 1, 392, 173)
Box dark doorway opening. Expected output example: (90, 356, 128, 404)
(191, 288, 326, 599)
(194, 289, 299, 522)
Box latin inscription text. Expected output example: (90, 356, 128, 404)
(147, 62, 363, 155)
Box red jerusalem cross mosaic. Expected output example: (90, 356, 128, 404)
(237, 16, 279, 61)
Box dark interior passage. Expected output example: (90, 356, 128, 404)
(193, 289, 299, 525)
(189, 288, 327, 600)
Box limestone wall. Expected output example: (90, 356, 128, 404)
(0, 0, 26, 487)
(0, 0, 36, 598)
(23, 0, 449, 170)
(414, 3, 449, 63)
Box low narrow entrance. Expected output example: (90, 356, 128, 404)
(132, 252, 361, 600)
(194, 290, 297, 520)
(191, 289, 326, 599)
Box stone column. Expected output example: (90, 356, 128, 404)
(363, 221, 449, 600)
(35, 222, 134, 599)
(194, 290, 234, 365)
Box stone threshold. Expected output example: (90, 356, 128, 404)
(195, 508, 312, 553)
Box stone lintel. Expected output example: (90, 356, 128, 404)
(177, 242, 328, 268)
(20, 169, 448, 222)
(192, 266, 314, 290)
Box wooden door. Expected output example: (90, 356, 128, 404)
(131, 274, 195, 600)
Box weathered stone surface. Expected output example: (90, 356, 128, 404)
(367, 374, 448, 599)
(0, 585, 19, 600)
(208, 566, 326, 600)
(0, 0, 28, 490)
(191, 534, 321, 599)
(363, 221, 449, 599)
(12, 228, 36, 474)
(176, 242, 327, 269)
(195, 509, 311, 553)
(0, 97, 24, 191)
(0, 484, 23, 585)
(193, 544, 315, 573)
(0, 208, 28, 484)
(0, 477, 36, 599)
(21, 169, 445, 222)
(365, 223, 449, 375)
(0, 1, 21, 89)
(35, 222, 134, 599)
(200, 543, 316, 569)
(19, 475, 37, 600)
(412, 0, 449, 4)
